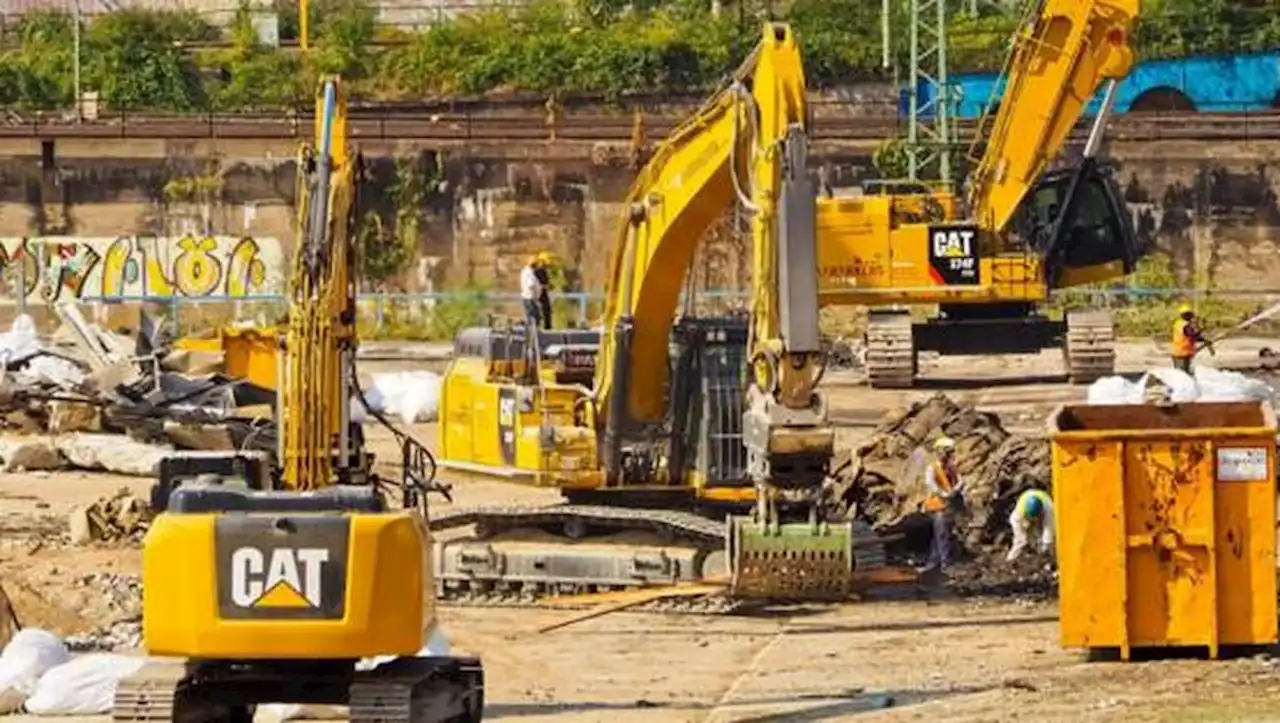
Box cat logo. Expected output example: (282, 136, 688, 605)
(230, 547, 329, 609)
(931, 228, 976, 259)
(498, 394, 516, 427)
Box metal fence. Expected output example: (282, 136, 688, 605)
(8, 105, 1280, 143)
(11, 285, 1277, 340)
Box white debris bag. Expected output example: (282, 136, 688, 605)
(363, 371, 441, 423)
(1085, 375, 1146, 405)
(23, 653, 147, 715)
(1087, 366, 1274, 405)
(1146, 368, 1200, 402)
(1193, 366, 1273, 402)
(0, 629, 70, 713)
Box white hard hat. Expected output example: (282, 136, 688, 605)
(934, 437, 956, 451)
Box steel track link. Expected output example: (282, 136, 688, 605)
(112, 662, 186, 722)
(349, 657, 484, 723)
(865, 311, 916, 389)
(1064, 310, 1116, 384)
(437, 585, 743, 615)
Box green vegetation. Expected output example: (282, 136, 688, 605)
(357, 153, 442, 291)
(1052, 254, 1260, 340)
(0, 0, 1272, 112)
(353, 289, 492, 340)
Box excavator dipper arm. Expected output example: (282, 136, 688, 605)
(966, 0, 1139, 234)
(596, 25, 825, 479)
(594, 25, 850, 597)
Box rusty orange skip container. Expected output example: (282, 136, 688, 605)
(1049, 401, 1277, 660)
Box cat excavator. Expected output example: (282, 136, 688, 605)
(433, 22, 871, 608)
(111, 79, 484, 722)
(432, 0, 1142, 606)
(851, 0, 1145, 387)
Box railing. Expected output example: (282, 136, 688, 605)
(6, 105, 1280, 143)
(10, 286, 1274, 339)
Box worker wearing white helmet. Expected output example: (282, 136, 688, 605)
(921, 436, 966, 573)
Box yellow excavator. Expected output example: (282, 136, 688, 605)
(848, 0, 1145, 387)
(433, 1, 1142, 606)
(112, 79, 484, 722)
(433, 23, 871, 607)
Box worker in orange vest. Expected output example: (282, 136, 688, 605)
(1171, 303, 1211, 374)
(921, 437, 966, 574)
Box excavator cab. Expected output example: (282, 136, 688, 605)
(1011, 160, 1143, 289)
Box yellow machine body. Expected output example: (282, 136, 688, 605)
(848, 0, 1145, 387)
(437, 356, 601, 488)
(119, 77, 481, 723)
(142, 509, 429, 659)
(1050, 402, 1278, 660)
(175, 326, 280, 390)
(814, 193, 1049, 306)
(433, 4, 1146, 603)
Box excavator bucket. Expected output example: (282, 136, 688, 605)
(727, 517, 856, 599)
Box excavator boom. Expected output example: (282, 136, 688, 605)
(966, 0, 1139, 233)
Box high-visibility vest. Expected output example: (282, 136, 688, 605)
(924, 459, 956, 512)
(1171, 319, 1196, 358)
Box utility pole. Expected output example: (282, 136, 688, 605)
(905, 0, 952, 183)
(73, 0, 81, 122)
(300, 0, 309, 51)
(888, 0, 1013, 184)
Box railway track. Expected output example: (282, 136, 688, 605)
(4, 109, 1280, 143)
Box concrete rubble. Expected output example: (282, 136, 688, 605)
(56, 434, 171, 477)
(68, 488, 152, 545)
(849, 393, 1052, 550)
(64, 573, 143, 651)
(0, 436, 63, 472)
(0, 308, 277, 479)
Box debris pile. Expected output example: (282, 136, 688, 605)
(67, 489, 152, 545)
(64, 573, 143, 651)
(0, 305, 279, 479)
(849, 394, 1052, 550)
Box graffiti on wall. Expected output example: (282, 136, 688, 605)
(0, 236, 284, 301)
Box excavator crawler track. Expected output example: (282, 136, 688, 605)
(113, 658, 483, 723)
(432, 504, 888, 612)
(865, 311, 916, 389)
(1064, 310, 1116, 384)
(112, 661, 187, 722)
(349, 657, 484, 723)
(429, 504, 726, 545)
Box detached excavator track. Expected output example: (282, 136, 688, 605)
(430, 504, 888, 614)
(1064, 310, 1116, 384)
(865, 311, 916, 389)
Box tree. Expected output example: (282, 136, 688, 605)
(86, 9, 211, 110)
(359, 154, 441, 291)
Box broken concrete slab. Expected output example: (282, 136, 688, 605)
(55, 433, 171, 477)
(0, 436, 63, 472)
(47, 401, 100, 434)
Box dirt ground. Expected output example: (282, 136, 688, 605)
(3, 338, 1280, 722)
